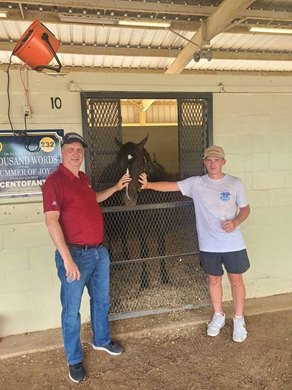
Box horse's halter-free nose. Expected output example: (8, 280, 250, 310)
(125, 153, 148, 200)
(125, 154, 133, 201)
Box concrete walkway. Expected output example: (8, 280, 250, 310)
(1, 293, 291, 360)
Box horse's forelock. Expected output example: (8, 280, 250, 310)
(115, 138, 168, 183)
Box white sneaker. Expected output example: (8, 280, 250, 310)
(207, 313, 226, 337)
(233, 316, 247, 342)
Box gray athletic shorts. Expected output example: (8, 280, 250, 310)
(200, 249, 250, 276)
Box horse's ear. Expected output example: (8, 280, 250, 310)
(114, 137, 123, 148)
(138, 134, 148, 149)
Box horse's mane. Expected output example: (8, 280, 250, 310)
(143, 149, 168, 182)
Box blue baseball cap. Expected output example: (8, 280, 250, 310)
(61, 132, 88, 148)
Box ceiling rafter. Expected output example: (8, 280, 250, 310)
(4, 9, 292, 35)
(165, 0, 257, 74)
(1, 63, 292, 77)
(4, 0, 292, 24)
(1, 1, 223, 16)
(0, 9, 202, 32)
(0, 41, 179, 57)
(2, 40, 292, 62)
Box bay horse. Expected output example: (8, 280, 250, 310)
(101, 135, 170, 289)
(115, 135, 170, 289)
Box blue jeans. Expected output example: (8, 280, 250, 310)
(55, 245, 111, 365)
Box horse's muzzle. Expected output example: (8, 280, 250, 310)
(124, 195, 137, 206)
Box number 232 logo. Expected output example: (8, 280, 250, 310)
(40, 137, 55, 152)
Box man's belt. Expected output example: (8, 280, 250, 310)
(66, 243, 102, 250)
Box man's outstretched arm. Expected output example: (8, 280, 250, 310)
(138, 173, 180, 192)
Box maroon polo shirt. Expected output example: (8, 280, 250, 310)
(42, 163, 104, 245)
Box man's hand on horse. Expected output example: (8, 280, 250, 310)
(117, 173, 132, 190)
(138, 172, 148, 190)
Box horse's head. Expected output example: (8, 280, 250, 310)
(115, 135, 150, 206)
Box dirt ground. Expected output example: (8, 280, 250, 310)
(0, 307, 292, 390)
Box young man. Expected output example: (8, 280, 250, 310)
(139, 145, 250, 343)
(42, 132, 131, 383)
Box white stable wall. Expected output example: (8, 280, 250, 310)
(0, 70, 292, 337)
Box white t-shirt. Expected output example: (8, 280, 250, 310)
(177, 174, 248, 252)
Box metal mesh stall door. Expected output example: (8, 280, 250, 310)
(108, 201, 208, 316)
(81, 93, 211, 318)
(178, 98, 211, 179)
(82, 96, 122, 191)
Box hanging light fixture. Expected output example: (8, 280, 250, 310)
(118, 20, 170, 28)
(250, 26, 292, 34)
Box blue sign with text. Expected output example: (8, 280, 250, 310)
(0, 130, 63, 197)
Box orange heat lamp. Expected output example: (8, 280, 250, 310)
(12, 20, 61, 72)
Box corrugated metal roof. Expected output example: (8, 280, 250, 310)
(1, 0, 292, 74)
(212, 32, 292, 52)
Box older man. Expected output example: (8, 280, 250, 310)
(42, 132, 131, 383)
